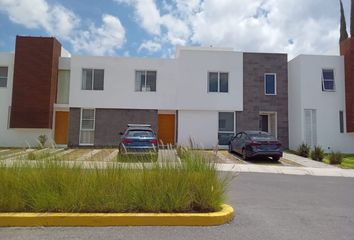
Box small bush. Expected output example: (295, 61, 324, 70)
(310, 145, 325, 161)
(296, 143, 310, 157)
(37, 135, 48, 149)
(328, 151, 343, 165)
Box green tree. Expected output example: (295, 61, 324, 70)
(351, 0, 354, 37)
(340, 0, 349, 42)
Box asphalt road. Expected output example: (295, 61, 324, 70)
(1, 173, 354, 240)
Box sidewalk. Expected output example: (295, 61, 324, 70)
(216, 163, 354, 177)
(282, 152, 336, 168)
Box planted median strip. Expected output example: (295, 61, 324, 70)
(0, 150, 234, 226)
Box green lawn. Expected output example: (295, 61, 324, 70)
(323, 154, 354, 169)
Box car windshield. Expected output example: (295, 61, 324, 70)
(126, 130, 154, 137)
(248, 132, 275, 141)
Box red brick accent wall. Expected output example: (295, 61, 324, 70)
(10, 36, 61, 129)
(340, 38, 354, 132)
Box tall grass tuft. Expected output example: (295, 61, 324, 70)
(328, 151, 343, 165)
(296, 143, 310, 157)
(0, 150, 231, 213)
(310, 145, 325, 161)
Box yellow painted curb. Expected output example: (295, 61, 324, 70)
(0, 204, 234, 227)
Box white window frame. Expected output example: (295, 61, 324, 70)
(135, 70, 157, 92)
(81, 68, 104, 91)
(0, 66, 8, 88)
(321, 68, 336, 92)
(218, 111, 236, 145)
(79, 108, 95, 146)
(208, 72, 229, 93)
(264, 73, 277, 95)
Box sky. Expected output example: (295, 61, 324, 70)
(0, 0, 352, 59)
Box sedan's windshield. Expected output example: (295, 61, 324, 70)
(126, 130, 154, 137)
(248, 133, 275, 141)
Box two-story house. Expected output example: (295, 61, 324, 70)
(0, 36, 288, 149)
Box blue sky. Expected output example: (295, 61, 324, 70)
(0, 0, 351, 59)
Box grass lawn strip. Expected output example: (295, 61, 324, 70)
(90, 149, 116, 161)
(60, 149, 93, 161)
(103, 149, 119, 161)
(323, 154, 354, 169)
(76, 149, 101, 161)
(6, 149, 37, 160)
(0, 149, 24, 159)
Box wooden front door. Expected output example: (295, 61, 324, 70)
(158, 114, 175, 145)
(54, 111, 69, 145)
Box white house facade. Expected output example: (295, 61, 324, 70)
(288, 55, 354, 153)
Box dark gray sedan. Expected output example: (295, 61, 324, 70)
(229, 131, 282, 161)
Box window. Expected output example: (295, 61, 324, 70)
(135, 70, 156, 92)
(208, 72, 229, 93)
(0, 67, 8, 88)
(57, 70, 70, 104)
(82, 69, 104, 90)
(80, 109, 95, 145)
(322, 69, 335, 91)
(264, 73, 276, 95)
(339, 111, 344, 133)
(218, 112, 235, 145)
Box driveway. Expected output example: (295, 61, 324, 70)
(1, 173, 353, 240)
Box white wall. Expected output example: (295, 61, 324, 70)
(288, 57, 303, 150)
(0, 53, 52, 147)
(69, 48, 243, 112)
(289, 55, 354, 153)
(177, 48, 243, 111)
(69, 56, 178, 109)
(178, 110, 219, 149)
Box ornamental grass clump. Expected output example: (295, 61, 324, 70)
(310, 145, 325, 162)
(0, 150, 231, 213)
(328, 151, 343, 165)
(296, 143, 310, 157)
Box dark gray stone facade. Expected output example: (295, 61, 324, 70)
(237, 53, 289, 147)
(68, 108, 158, 147)
(68, 108, 80, 147)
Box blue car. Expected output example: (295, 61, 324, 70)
(118, 124, 158, 153)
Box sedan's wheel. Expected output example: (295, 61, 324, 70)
(272, 156, 280, 161)
(242, 149, 248, 160)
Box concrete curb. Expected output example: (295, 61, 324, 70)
(0, 204, 234, 227)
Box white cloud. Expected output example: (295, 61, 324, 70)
(71, 14, 126, 56)
(115, 0, 161, 35)
(0, 0, 126, 55)
(115, 0, 344, 59)
(0, 0, 79, 39)
(138, 40, 161, 53)
(189, 0, 341, 58)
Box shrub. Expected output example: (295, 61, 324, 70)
(310, 145, 325, 161)
(328, 151, 343, 165)
(296, 143, 310, 157)
(0, 150, 231, 213)
(37, 135, 48, 149)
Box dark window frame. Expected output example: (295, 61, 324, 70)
(81, 68, 104, 91)
(321, 69, 335, 92)
(264, 73, 277, 95)
(208, 72, 229, 93)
